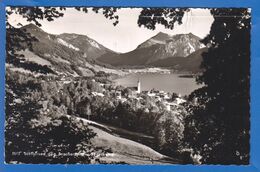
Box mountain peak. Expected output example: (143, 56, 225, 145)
(21, 23, 44, 32)
(153, 32, 171, 41)
(157, 31, 169, 36)
(187, 32, 201, 40)
(174, 32, 201, 40)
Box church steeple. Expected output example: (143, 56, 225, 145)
(137, 79, 141, 93)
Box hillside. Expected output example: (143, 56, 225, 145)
(8, 24, 207, 74)
(97, 44, 167, 66)
(149, 47, 208, 72)
(97, 32, 206, 72)
(137, 32, 203, 58)
(66, 115, 180, 164)
(6, 24, 124, 77)
(58, 33, 114, 59)
(22, 24, 114, 60)
(6, 25, 190, 164)
(137, 32, 171, 49)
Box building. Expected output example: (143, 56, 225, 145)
(127, 79, 141, 94)
(137, 79, 141, 93)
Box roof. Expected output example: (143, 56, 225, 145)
(127, 86, 138, 91)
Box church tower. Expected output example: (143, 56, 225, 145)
(137, 79, 141, 93)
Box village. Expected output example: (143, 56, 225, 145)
(90, 78, 187, 112)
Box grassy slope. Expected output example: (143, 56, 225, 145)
(66, 115, 180, 164)
(90, 126, 165, 164)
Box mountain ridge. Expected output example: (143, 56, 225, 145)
(21, 23, 117, 59)
(7, 24, 124, 77)
(97, 31, 206, 72)
(11, 24, 207, 75)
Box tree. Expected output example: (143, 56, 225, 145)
(154, 110, 185, 156)
(5, 7, 119, 164)
(76, 98, 92, 119)
(122, 88, 132, 97)
(5, 71, 94, 163)
(184, 9, 250, 164)
(6, 7, 251, 164)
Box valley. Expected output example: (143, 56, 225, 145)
(7, 24, 207, 78)
(5, 7, 250, 166)
(5, 23, 203, 164)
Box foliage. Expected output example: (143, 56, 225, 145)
(154, 108, 186, 156)
(5, 71, 102, 164)
(138, 8, 189, 30)
(5, 6, 190, 164)
(6, 7, 119, 27)
(38, 76, 186, 156)
(5, 7, 251, 164)
(184, 9, 250, 164)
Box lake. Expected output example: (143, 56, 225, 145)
(114, 73, 203, 96)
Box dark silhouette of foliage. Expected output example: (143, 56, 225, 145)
(138, 8, 189, 30)
(184, 8, 250, 164)
(5, 71, 105, 164)
(7, 7, 119, 28)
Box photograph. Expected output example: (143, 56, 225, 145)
(5, 7, 250, 165)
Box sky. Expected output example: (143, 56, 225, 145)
(8, 8, 214, 53)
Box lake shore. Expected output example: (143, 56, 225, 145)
(113, 72, 202, 96)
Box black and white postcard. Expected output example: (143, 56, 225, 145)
(5, 7, 250, 165)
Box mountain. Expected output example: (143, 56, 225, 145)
(97, 32, 206, 71)
(149, 47, 208, 73)
(137, 32, 172, 49)
(6, 24, 123, 77)
(7, 24, 206, 76)
(57, 33, 114, 59)
(22, 23, 114, 59)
